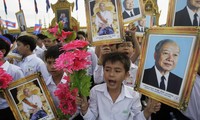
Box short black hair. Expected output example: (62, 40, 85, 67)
(16, 35, 36, 51)
(102, 52, 130, 73)
(116, 35, 134, 49)
(0, 38, 10, 57)
(45, 44, 64, 61)
(3, 34, 16, 44)
(77, 31, 86, 37)
(37, 34, 48, 40)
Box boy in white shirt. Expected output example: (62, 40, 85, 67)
(77, 52, 161, 120)
(15, 35, 50, 83)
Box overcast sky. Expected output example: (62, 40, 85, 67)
(0, 0, 168, 29)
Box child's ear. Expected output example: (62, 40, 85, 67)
(26, 45, 30, 50)
(0, 49, 6, 56)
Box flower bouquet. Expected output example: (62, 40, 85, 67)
(0, 51, 12, 91)
(44, 22, 92, 119)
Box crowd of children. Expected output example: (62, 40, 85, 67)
(0, 23, 199, 120)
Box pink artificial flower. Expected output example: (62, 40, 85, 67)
(0, 68, 13, 89)
(48, 25, 58, 34)
(62, 40, 89, 51)
(54, 52, 75, 73)
(58, 30, 72, 42)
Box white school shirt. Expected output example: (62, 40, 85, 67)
(33, 46, 45, 60)
(182, 74, 200, 120)
(15, 54, 50, 83)
(82, 83, 146, 120)
(93, 62, 138, 87)
(0, 61, 24, 109)
(87, 47, 98, 76)
(46, 73, 80, 120)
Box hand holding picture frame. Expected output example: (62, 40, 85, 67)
(3, 73, 58, 120)
(135, 27, 200, 110)
(85, 0, 124, 46)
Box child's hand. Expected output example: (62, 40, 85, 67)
(143, 98, 161, 119)
(76, 95, 88, 115)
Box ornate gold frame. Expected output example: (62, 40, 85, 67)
(3, 73, 58, 120)
(85, 0, 124, 46)
(50, 0, 79, 31)
(135, 27, 200, 110)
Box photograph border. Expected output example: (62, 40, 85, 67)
(85, 0, 124, 46)
(15, 10, 27, 32)
(122, 0, 145, 24)
(3, 73, 58, 120)
(55, 8, 71, 29)
(135, 27, 200, 110)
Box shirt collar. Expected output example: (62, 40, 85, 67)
(125, 10, 134, 16)
(187, 6, 200, 24)
(96, 83, 134, 99)
(46, 72, 67, 85)
(1, 61, 9, 71)
(22, 54, 36, 62)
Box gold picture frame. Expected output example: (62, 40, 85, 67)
(15, 10, 27, 32)
(135, 27, 200, 110)
(85, 0, 124, 46)
(3, 73, 58, 120)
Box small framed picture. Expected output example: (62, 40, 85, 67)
(167, 0, 200, 26)
(3, 73, 58, 120)
(135, 27, 200, 110)
(15, 10, 27, 32)
(85, 0, 124, 46)
(56, 9, 70, 29)
(121, 0, 144, 24)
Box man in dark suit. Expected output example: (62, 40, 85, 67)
(174, 0, 200, 26)
(122, 0, 140, 19)
(142, 39, 182, 95)
(136, 18, 148, 32)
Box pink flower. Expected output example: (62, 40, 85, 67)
(62, 40, 89, 51)
(0, 68, 12, 89)
(58, 31, 72, 42)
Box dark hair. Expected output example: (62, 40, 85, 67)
(37, 34, 48, 40)
(116, 35, 134, 49)
(77, 31, 86, 37)
(0, 38, 10, 57)
(45, 44, 64, 60)
(3, 34, 16, 43)
(155, 39, 180, 53)
(16, 35, 36, 51)
(102, 52, 130, 73)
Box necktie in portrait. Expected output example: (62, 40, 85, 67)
(160, 76, 165, 90)
(130, 11, 134, 17)
(193, 13, 198, 26)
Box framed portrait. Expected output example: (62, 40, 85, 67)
(135, 27, 200, 110)
(56, 9, 70, 29)
(121, 0, 144, 24)
(85, 0, 124, 46)
(167, 0, 200, 26)
(3, 73, 58, 120)
(15, 10, 27, 32)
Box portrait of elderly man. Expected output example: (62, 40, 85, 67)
(174, 0, 200, 26)
(142, 39, 183, 95)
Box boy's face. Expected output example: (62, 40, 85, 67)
(103, 61, 128, 90)
(46, 58, 63, 77)
(16, 41, 28, 56)
(43, 38, 56, 49)
(117, 41, 133, 58)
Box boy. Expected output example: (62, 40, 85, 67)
(0, 35, 24, 119)
(45, 45, 82, 120)
(77, 52, 160, 120)
(94, 30, 139, 87)
(15, 35, 50, 82)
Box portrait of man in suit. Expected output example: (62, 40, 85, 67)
(122, 0, 140, 19)
(17, 14, 26, 32)
(142, 39, 183, 95)
(174, 0, 200, 26)
(136, 18, 148, 32)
